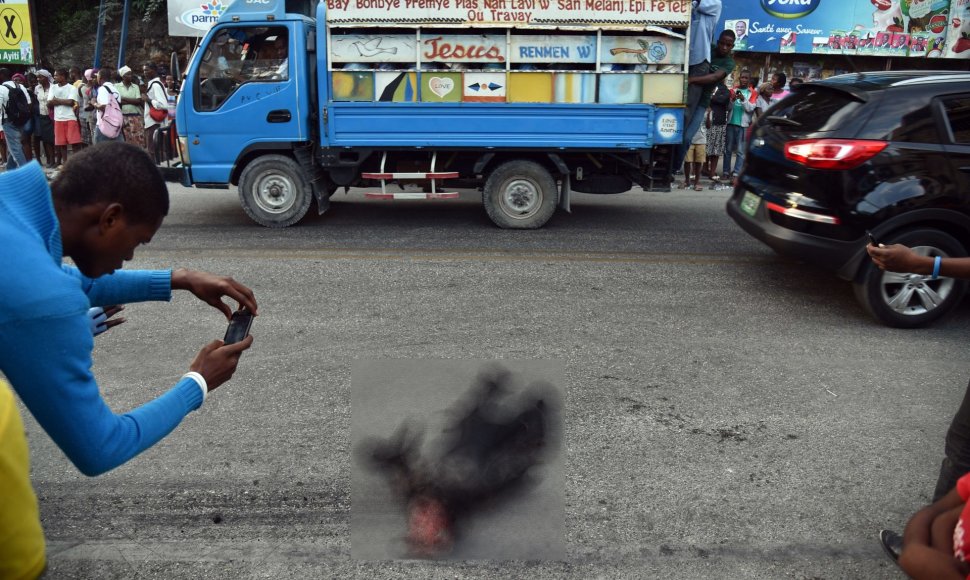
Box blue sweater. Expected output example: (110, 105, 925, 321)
(0, 162, 203, 476)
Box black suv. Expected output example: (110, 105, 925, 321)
(727, 71, 970, 327)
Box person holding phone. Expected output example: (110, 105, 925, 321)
(0, 142, 258, 578)
(867, 241, 970, 564)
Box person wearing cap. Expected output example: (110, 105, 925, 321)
(33, 69, 55, 168)
(117, 65, 145, 148)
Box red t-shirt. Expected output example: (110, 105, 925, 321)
(954, 473, 970, 561)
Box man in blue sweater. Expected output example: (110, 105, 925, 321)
(0, 141, 259, 474)
(0, 142, 257, 577)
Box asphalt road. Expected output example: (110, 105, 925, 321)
(27, 184, 970, 578)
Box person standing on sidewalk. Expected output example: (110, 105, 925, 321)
(49, 68, 81, 167)
(117, 65, 146, 148)
(724, 69, 755, 180)
(0, 68, 28, 170)
(867, 243, 970, 563)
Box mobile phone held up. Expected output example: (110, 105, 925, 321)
(866, 230, 879, 247)
(224, 308, 254, 345)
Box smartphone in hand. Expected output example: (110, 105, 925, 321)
(866, 230, 879, 246)
(224, 308, 254, 345)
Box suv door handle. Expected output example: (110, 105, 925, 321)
(267, 110, 291, 123)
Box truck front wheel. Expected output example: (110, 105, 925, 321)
(482, 160, 558, 229)
(238, 155, 312, 228)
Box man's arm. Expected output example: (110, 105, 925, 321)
(688, 68, 728, 86)
(868, 244, 970, 280)
(0, 312, 203, 476)
(693, 0, 721, 15)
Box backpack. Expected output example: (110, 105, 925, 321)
(97, 84, 123, 139)
(3, 82, 31, 127)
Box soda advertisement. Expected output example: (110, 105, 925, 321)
(719, 0, 970, 58)
(0, 0, 35, 65)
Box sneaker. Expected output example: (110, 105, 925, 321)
(878, 529, 903, 568)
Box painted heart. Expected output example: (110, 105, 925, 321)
(429, 77, 454, 98)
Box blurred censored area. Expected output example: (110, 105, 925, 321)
(351, 361, 564, 560)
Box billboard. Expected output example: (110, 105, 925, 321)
(168, 0, 238, 37)
(0, 0, 35, 65)
(718, 0, 970, 58)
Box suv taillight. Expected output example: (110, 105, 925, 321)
(784, 139, 888, 170)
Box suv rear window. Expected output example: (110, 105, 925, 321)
(768, 87, 863, 134)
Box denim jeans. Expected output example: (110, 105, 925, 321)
(724, 124, 745, 176)
(674, 61, 712, 173)
(2, 122, 25, 170)
(934, 377, 970, 500)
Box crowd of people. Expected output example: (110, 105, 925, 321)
(0, 62, 179, 173)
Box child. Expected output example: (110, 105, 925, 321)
(899, 472, 970, 578)
(682, 110, 707, 191)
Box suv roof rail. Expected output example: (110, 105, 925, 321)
(892, 73, 970, 86)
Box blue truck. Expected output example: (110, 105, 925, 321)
(173, 0, 689, 228)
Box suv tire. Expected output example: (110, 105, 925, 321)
(854, 228, 967, 328)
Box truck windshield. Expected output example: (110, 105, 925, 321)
(195, 25, 289, 112)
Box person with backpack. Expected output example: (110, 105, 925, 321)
(0, 68, 30, 169)
(93, 67, 123, 143)
(143, 62, 169, 162)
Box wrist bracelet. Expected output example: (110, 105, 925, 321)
(932, 255, 942, 280)
(182, 372, 208, 404)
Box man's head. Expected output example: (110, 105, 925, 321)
(715, 30, 736, 57)
(790, 77, 804, 89)
(54, 68, 68, 86)
(143, 62, 158, 80)
(0, 68, 11, 83)
(51, 143, 170, 278)
(739, 69, 750, 89)
(70, 66, 82, 82)
(771, 72, 787, 91)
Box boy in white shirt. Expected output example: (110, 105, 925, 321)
(48, 68, 80, 166)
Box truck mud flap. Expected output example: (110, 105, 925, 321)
(159, 165, 192, 187)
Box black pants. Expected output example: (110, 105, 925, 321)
(934, 377, 970, 500)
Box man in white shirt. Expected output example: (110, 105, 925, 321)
(48, 68, 81, 166)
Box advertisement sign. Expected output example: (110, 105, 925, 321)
(169, 0, 238, 37)
(326, 0, 691, 27)
(718, 0, 970, 58)
(0, 0, 35, 65)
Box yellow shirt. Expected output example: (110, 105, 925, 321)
(0, 379, 45, 580)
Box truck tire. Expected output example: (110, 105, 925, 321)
(482, 160, 558, 229)
(853, 228, 967, 328)
(238, 155, 312, 228)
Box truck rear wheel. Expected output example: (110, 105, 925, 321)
(238, 155, 312, 228)
(482, 160, 558, 229)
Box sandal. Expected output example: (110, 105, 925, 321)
(693, 184, 703, 191)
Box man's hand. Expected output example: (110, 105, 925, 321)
(189, 335, 254, 393)
(867, 243, 933, 275)
(88, 305, 126, 336)
(171, 268, 259, 320)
